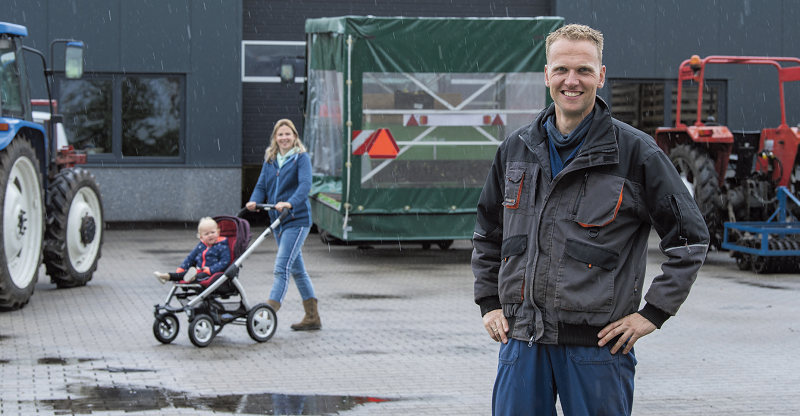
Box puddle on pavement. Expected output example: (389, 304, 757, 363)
(100, 366, 157, 373)
(339, 293, 405, 300)
(37, 357, 98, 365)
(738, 281, 789, 290)
(37, 384, 392, 415)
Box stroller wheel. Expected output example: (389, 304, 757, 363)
(188, 314, 216, 347)
(247, 303, 277, 342)
(153, 313, 179, 344)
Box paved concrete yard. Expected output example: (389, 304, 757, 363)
(1, 226, 799, 415)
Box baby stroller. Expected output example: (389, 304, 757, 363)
(152, 204, 289, 347)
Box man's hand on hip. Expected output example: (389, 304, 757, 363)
(598, 312, 656, 354)
(483, 309, 509, 344)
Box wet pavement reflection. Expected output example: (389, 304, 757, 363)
(35, 384, 391, 415)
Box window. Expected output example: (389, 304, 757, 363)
(0, 37, 23, 117)
(242, 41, 305, 83)
(58, 74, 184, 162)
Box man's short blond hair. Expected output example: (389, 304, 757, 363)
(197, 217, 218, 234)
(545, 24, 604, 64)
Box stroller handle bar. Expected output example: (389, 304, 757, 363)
(236, 203, 290, 219)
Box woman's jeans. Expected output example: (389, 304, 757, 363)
(270, 225, 315, 303)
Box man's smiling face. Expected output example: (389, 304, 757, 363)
(544, 38, 606, 132)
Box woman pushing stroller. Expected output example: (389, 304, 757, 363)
(246, 118, 322, 331)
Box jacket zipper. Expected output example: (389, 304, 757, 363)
(572, 172, 590, 215)
(527, 144, 615, 342)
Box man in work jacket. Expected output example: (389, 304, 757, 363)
(472, 24, 709, 416)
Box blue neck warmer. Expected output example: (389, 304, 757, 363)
(545, 110, 594, 178)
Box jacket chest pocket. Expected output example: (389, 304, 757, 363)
(570, 172, 626, 227)
(503, 163, 537, 211)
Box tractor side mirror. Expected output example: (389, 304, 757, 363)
(64, 41, 84, 79)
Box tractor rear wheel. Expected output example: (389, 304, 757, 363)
(669, 144, 723, 248)
(0, 137, 44, 310)
(44, 168, 104, 288)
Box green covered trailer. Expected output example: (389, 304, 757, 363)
(304, 16, 562, 247)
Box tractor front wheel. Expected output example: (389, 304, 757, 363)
(0, 138, 44, 310)
(44, 168, 104, 288)
(669, 144, 723, 248)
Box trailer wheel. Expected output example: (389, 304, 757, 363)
(669, 144, 723, 248)
(44, 168, 104, 288)
(319, 229, 343, 245)
(0, 137, 44, 310)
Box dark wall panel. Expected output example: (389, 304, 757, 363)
(243, 0, 552, 41)
(783, 2, 800, 128)
(49, 0, 122, 73)
(555, 0, 800, 131)
(0, 1, 49, 98)
(120, 0, 192, 73)
(187, 0, 243, 166)
(242, 84, 305, 165)
(1, 0, 243, 167)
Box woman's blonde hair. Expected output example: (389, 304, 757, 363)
(265, 119, 306, 162)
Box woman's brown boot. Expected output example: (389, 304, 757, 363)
(290, 298, 322, 331)
(267, 299, 281, 312)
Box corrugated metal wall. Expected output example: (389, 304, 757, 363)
(554, 0, 800, 132)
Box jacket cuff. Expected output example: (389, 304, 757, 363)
(478, 296, 502, 317)
(638, 303, 671, 329)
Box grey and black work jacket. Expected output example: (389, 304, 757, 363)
(472, 97, 709, 346)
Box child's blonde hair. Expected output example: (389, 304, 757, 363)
(196, 217, 218, 237)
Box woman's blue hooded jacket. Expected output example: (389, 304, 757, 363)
(249, 151, 313, 230)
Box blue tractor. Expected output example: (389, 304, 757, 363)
(0, 22, 103, 309)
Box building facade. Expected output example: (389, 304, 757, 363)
(3, 0, 799, 222)
(4, 0, 243, 222)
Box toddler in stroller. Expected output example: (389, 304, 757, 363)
(152, 205, 288, 347)
(154, 217, 230, 285)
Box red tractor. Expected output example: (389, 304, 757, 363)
(656, 55, 800, 272)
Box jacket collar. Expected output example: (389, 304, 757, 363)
(520, 97, 619, 154)
(519, 96, 619, 168)
(202, 236, 227, 248)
